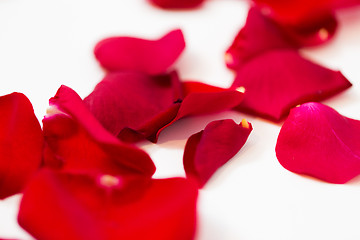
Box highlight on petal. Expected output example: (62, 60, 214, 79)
(148, 0, 205, 9)
(225, 7, 295, 70)
(43, 85, 155, 177)
(18, 170, 198, 240)
(276, 102, 360, 183)
(0, 93, 43, 200)
(231, 50, 352, 121)
(94, 29, 185, 74)
(183, 119, 252, 188)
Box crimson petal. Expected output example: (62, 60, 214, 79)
(0, 93, 43, 200)
(225, 7, 295, 71)
(276, 102, 360, 183)
(18, 170, 198, 240)
(231, 50, 352, 122)
(148, 0, 204, 9)
(94, 29, 185, 75)
(43, 85, 155, 177)
(184, 119, 252, 188)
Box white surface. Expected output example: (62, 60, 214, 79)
(1, 1, 360, 239)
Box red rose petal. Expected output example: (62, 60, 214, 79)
(231, 50, 352, 121)
(83, 70, 182, 142)
(276, 102, 360, 183)
(43, 85, 155, 177)
(18, 170, 198, 240)
(0, 93, 43, 199)
(184, 119, 252, 188)
(148, 0, 204, 9)
(225, 7, 295, 71)
(94, 29, 185, 75)
(84, 72, 244, 143)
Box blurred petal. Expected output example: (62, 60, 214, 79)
(184, 119, 252, 188)
(18, 170, 198, 240)
(0, 93, 43, 199)
(231, 50, 352, 121)
(148, 0, 204, 9)
(276, 102, 360, 183)
(225, 7, 295, 70)
(43, 85, 155, 177)
(94, 29, 185, 74)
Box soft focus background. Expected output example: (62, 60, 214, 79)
(1, 0, 360, 239)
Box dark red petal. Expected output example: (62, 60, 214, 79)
(184, 119, 252, 188)
(153, 82, 245, 142)
(43, 85, 155, 177)
(18, 170, 198, 240)
(148, 0, 204, 9)
(0, 93, 43, 200)
(279, 12, 337, 47)
(276, 102, 360, 183)
(231, 50, 352, 121)
(83, 71, 182, 142)
(94, 29, 185, 74)
(225, 7, 295, 71)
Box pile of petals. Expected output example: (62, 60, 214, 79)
(276, 102, 360, 184)
(225, 6, 353, 122)
(87, 29, 245, 143)
(0, 29, 253, 240)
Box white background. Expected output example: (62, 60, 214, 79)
(1, 0, 360, 239)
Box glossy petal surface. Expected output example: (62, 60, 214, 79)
(276, 102, 360, 183)
(43, 85, 155, 177)
(231, 50, 352, 121)
(0, 93, 43, 199)
(18, 170, 198, 240)
(148, 0, 204, 9)
(94, 29, 185, 74)
(184, 119, 252, 188)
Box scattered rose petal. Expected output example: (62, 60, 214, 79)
(276, 102, 360, 183)
(84, 72, 244, 143)
(43, 85, 155, 177)
(184, 119, 252, 188)
(231, 50, 352, 121)
(94, 29, 185, 75)
(18, 169, 198, 240)
(148, 0, 204, 9)
(0, 93, 43, 200)
(225, 7, 295, 70)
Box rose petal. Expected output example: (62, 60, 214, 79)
(225, 7, 295, 70)
(83, 70, 182, 142)
(18, 170, 198, 240)
(0, 93, 43, 199)
(94, 29, 185, 75)
(43, 85, 155, 177)
(231, 50, 352, 121)
(84, 72, 244, 143)
(184, 119, 252, 188)
(276, 102, 360, 183)
(148, 0, 204, 9)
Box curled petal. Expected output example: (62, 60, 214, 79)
(0, 93, 43, 199)
(43, 85, 155, 177)
(231, 50, 352, 121)
(83, 70, 182, 142)
(184, 119, 252, 188)
(225, 7, 295, 70)
(148, 0, 204, 9)
(18, 170, 198, 240)
(94, 29, 185, 74)
(276, 102, 360, 183)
